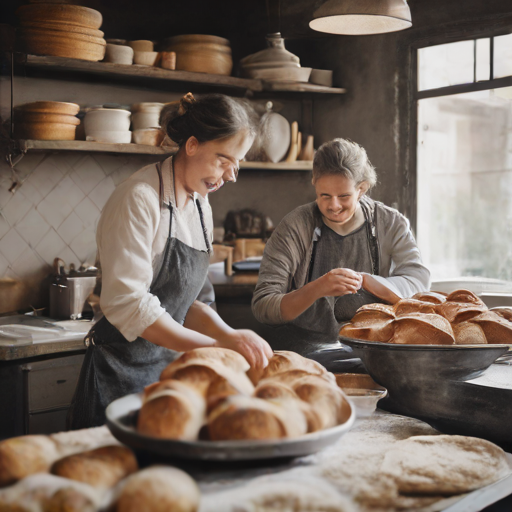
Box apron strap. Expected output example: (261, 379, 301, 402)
(196, 199, 212, 255)
(360, 196, 380, 276)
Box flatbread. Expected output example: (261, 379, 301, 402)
(380, 435, 510, 495)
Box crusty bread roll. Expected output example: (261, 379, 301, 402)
(291, 375, 352, 429)
(490, 307, 512, 322)
(339, 318, 394, 343)
(392, 313, 455, 345)
(0, 435, 59, 487)
(435, 301, 486, 324)
(254, 380, 298, 401)
(208, 395, 308, 440)
(468, 310, 512, 344)
(446, 289, 486, 306)
(394, 299, 437, 316)
(411, 291, 447, 304)
(260, 369, 336, 387)
(137, 380, 206, 440)
(115, 466, 200, 512)
(51, 445, 138, 489)
(160, 348, 254, 395)
(43, 486, 96, 512)
(452, 321, 487, 345)
(260, 351, 329, 380)
(352, 303, 395, 321)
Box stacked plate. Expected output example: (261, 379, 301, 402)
(84, 108, 131, 144)
(14, 101, 80, 140)
(160, 35, 232, 75)
(16, 3, 106, 62)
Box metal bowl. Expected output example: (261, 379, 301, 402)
(106, 393, 355, 461)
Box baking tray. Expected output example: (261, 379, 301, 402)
(106, 392, 355, 461)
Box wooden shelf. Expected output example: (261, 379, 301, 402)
(20, 54, 263, 92)
(16, 141, 312, 170)
(18, 139, 177, 155)
(240, 161, 312, 171)
(17, 55, 346, 96)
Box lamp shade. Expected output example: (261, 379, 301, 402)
(310, 0, 412, 35)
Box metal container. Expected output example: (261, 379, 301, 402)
(50, 276, 96, 320)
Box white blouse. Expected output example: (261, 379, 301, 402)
(96, 156, 213, 341)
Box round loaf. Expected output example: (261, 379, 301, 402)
(0, 435, 59, 486)
(490, 307, 512, 322)
(468, 310, 512, 344)
(411, 291, 447, 304)
(445, 289, 486, 306)
(352, 303, 395, 321)
(260, 350, 329, 380)
(452, 321, 487, 345)
(137, 380, 206, 440)
(394, 299, 437, 316)
(339, 318, 394, 343)
(51, 445, 138, 489)
(392, 313, 455, 345)
(115, 466, 200, 512)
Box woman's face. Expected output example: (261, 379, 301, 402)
(314, 174, 368, 225)
(182, 131, 253, 197)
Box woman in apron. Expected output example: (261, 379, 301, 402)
(252, 138, 430, 366)
(68, 93, 272, 429)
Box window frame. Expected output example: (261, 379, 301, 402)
(396, 14, 512, 231)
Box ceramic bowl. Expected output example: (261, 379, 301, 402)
(131, 102, 164, 113)
(128, 40, 154, 52)
(84, 108, 131, 133)
(104, 43, 133, 65)
(133, 50, 159, 66)
(131, 111, 161, 130)
(86, 130, 132, 143)
(335, 373, 387, 417)
(132, 128, 164, 146)
(310, 69, 333, 87)
(14, 122, 77, 140)
(245, 66, 312, 82)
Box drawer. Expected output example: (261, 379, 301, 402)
(28, 408, 69, 435)
(24, 354, 84, 413)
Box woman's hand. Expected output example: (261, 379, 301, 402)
(312, 268, 363, 298)
(215, 330, 273, 370)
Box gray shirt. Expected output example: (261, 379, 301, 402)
(252, 198, 431, 326)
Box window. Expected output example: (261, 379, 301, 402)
(417, 35, 512, 282)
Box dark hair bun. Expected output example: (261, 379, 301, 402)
(159, 93, 257, 147)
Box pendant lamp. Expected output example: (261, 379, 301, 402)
(309, 0, 412, 35)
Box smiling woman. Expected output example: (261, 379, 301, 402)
(67, 93, 272, 430)
(252, 138, 431, 356)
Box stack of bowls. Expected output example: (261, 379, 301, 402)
(160, 35, 232, 75)
(129, 40, 159, 67)
(103, 43, 134, 65)
(84, 108, 131, 143)
(131, 103, 164, 146)
(14, 101, 80, 140)
(16, 3, 106, 62)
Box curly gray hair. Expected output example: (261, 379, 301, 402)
(312, 138, 377, 188)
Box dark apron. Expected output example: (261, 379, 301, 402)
(67, 163, 211, 429)
(265, 204, 382, 372)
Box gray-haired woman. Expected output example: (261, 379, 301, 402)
(68, 93, 272, 429)
(252, 138, 430, 358)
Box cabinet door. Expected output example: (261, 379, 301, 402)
(24, 354, 84, 413)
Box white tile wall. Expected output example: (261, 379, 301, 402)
(0, 152, 162, 313)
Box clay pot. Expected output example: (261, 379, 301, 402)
(133, 51, 159, 66)
(15, 122, 78, 140)
(16, 4, 103, 30)
(86, 130, 132, 143)
(14, 111, 80, 126)
(16, 101, 79, 116)
(131, 103, 163, 130)
(159, 51, 176, 70)
(128, 40, 154, 52)
(132, 128, 164, 146)
(20, 21, 104, 38)
(104, 43, 133, 65)
(84, 108, 131, 133)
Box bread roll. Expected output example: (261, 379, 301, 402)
(260, 351, 329, 380)
(291, 376, 352, 429)
(137, 380, 206, 440)
(392, 313, 455, 345)
(0, 435, 59, 486)
(115, 466, 200, 512)
(260, 369, 336, 387)
(352, 303, 396, 321)
(160, 348, 254, 395)
(490, 307, 512, 322)
(51, 445, 138, 489)
(43, 487, 96, 512)
(452, 321, 487, 345)
(411, 291, 447, 304)
(469, 310, 512, 344)
(446, 289, 486, 306)
(254, 380, 298, 400)
(339, 319, 394, 343)
(394, 299, 437, 316)
(208, 395, 308, 440)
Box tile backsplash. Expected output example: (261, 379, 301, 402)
(0, 151, 161, 314)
